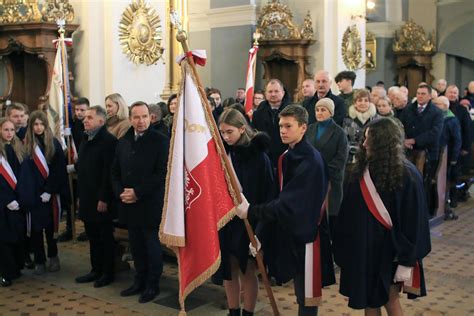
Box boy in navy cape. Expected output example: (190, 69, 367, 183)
(235, 104, 333, 316)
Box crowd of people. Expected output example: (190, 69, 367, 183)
(0, 71, 473, 316)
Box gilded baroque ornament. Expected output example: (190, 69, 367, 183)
(341, 24, 362, 71)
(393, 20, 435, 53)
(42, 0, 75, 23)
(0, 0, 42, 24)
(118, 0, 164, 66)
(257, 0, 314, 41)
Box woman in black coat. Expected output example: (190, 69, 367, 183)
(218, 109, 275, 316)
(0, 118, 26, 287)
(19, 111, 69, 275)
(306, 98, 348, 233)
(333, 118, 431, 315)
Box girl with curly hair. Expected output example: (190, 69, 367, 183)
(333, 118, 431, 316)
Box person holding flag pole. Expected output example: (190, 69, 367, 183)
(47, 19, 77, 241)
(244, 33, 259, 120)
(159, 11, 280, 316)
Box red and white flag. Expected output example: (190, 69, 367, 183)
(244, 45, 259, 115)
(47, 41, 67, 150)
(159, 54, 237, 314)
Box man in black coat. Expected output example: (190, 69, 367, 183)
(252, 79, 292, 166)
(58, 97, 90, 242)
(400, 84, 444, 214)
(72, 106, 117, 287)
(303, 70, 347, 126)
(111, 102, 169, 304)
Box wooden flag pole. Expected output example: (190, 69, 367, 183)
(171, 12, 280, 316)
(57, 21, 76, 241)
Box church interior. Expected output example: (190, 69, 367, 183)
(0, 0, 473, 315)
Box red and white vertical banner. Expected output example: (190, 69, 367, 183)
(244, 45, 259, 116)
(159, 53, 237, 315)
(47, 42, 66, 150)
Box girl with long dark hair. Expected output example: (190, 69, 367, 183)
(334, 118, 431, 316)
(19, 110, 69, 275)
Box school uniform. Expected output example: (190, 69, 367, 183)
(0, 144, 25, 282)
(333, 161, 431, 309)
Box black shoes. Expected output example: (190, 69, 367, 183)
(444, 209, 459, 220)
(120, 282, 145, 297)
(94, 275, 114, 288)
(75, 272, 101, 283)
(138, 287, 160, 303)
(57, 230, 73, 242)
(77, 231, 89, 242)
(1, 277, 12, 287)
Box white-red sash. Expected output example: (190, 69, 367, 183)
(360, 168, 421, 295)
(32, 145, 61, 238)
(278, 151, 325, 306)
(0, 156, 17, 190)
(33, 145, 49, 178)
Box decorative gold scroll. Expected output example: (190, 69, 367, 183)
(257, 0, 314, 41)
(393, 20, 435, 53)
(42, 0, 74, 23)
(0, 0, 43, 24)
(118, 0, 164, 66)
(341, 24, 362, 71)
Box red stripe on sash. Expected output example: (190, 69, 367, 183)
(0, 161, 16, 190)
(277, 150, 287, 191)
(360, 177, 392, 230)
(52, 194, 61, 238)
(33, 153, 48, 179)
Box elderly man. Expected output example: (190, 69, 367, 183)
(73, 106, 117, 287)
(112, 102, 169, 303)
(252, 79, 291, 166)
(303, 70, 347, 126)
(392, 90, 409, 118)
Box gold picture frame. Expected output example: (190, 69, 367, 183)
(366, 31, 376, 70)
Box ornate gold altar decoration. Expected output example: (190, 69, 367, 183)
(257, 0, 314, 40)
(393, 20, 435, 53)
(41, 0, 74, 23)
(0, 0, 43, 24)
(365, 31, 376, 70)
(119, 0, 164, 66)
(341, 25, 362, 71)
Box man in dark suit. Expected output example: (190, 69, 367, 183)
(400, 84, 444, 214)
(303, 70, 347, 126)
(111, 102, 169, 303)
(72, 106, 117, 287)
(252, 79, 292, 166)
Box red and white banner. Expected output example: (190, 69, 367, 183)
(47, 41, 67, 151)
(159, 58, 236, 314)
(360, 168, 421, 294)
(244, 46, 259, 116)
(0, 156, 17, 190)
